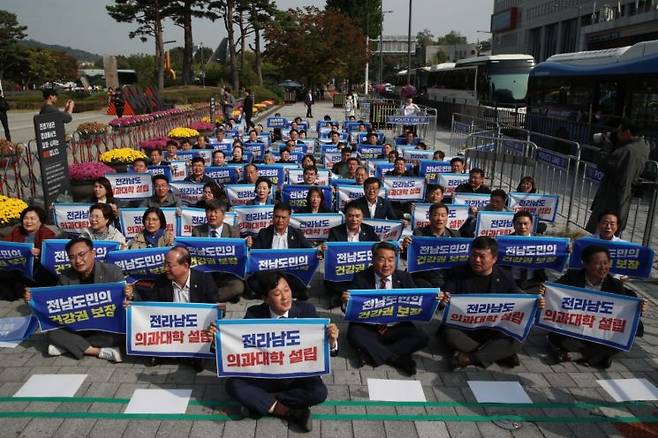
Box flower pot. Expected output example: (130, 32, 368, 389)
(70, 180, 95, 202)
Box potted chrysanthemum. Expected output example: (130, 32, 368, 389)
(68, 162, 116, 201)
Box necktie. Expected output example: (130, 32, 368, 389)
(210, 230, 218, 238)
(380, 277, 387, 290)
(377, 277, 389, 335)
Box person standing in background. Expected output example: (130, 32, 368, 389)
(0, 84, 10, 141)
(112, 87, 125, 118)
(242, 88, 254, 129)
(222, 87, 234, 124)
(39, 89, 74, 123)
(304, 89, 314, 118)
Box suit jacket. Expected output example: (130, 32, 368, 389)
(443, 265, 522, 294)
(413, 226, 460, 237)
(351, 266, 416, 289)
(192, 223, 240, 238)
(58, 261, 124, 286)
(327, 223, 379, 242)
(353, 196, 399, 220)
(454, 183, 491, 194)
(245, 301, 318, 319)
(556, 268, 643, 337)
(252, 225, 312, 249)
(147, 270, 217, 303)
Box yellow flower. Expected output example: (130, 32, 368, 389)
(99, 148, 147, 165)
(168, 127, 200, 138)
(0, 195, 28, 227)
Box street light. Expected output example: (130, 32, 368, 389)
(406, 0, 413, 86)
(378, 10, 394, 84)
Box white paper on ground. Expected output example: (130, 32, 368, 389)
(467, 381, 533, 404)
(124, 389, 193, 414)
(597, 378, 658, 402)
(0, 341, 20, 348)
(367, 378, 426, 402)
(14, 374, 87, 398)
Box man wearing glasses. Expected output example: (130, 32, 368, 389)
(23, 237, 133, 363)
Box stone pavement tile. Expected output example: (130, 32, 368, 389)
(514, 372, 551, 388)
(595, 423, 625, 437)
(133, 367, 171, 385)
(0, 382, 28, 397)
(188, 420, 224, 437)
(437, 372, 467, 387)
(0, 366, 35, 383)
(385, 420, 419, 438)
(81, 366, 116, 383)
(254, 417, 289, 438)
(365, 404, 396, 415)
(396, 405, 427, 416)
(154, 420, 193, 437)
(223, 418, 257, 438)
(164, 367, 199, 384)
(319, 419, 353, 438)
(475, 421, 514, 437)
(113, 382, 150, 399)
(0, 351, 35, 368)
(352, 420, 384, 438)
(617, 358, 655, 371)
(25, 401, 60, 412)
(521, 359, 554, 373)
(357, 368, 389, 385)
(567, 372, 600, 388)
(566, 422, 609, 438)
(49, 355, 82, 367)
(122, 420, 161, 438)
(533, 422, 574, 438)
(509, 423, 545, 437)
(332, 369, 361, 385)
(445, 421, 482, 438)
(109, 367, 141, 384)
(330, 356, 348, 371)
(18, 418, 64, 438)
(542, 372, 578, 389)
(53, 419, 96, 438)
(414, 421, 449, 438)
(0, 417, 32, 437)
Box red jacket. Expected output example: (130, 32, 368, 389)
(4, 226, 55, 249)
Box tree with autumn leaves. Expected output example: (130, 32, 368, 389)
(264, 7, 367, 88)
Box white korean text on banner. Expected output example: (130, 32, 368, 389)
(569, 237, 655, 279)
(441, 294, 539, 341)
(232, 205, 273, 236)
(0, 241, 34, 279)
(438, 173, 470, 197)
(106, 247, 168, 282)
(412, 203, 470, 230)
(382, 177, 426, 201)
(120, 207, 177, 239)
(105, 173, 153, 200)
(126, 302, 218, 358)
(174, 237, 247, 278)
(407, 237, 472, 272)
(40, 239, 119, 276)
(363, 219, 403, 241)
(475, 211, 516, 237)
(289, 213, 344, 242)
(508, 192, 559, 223)
(169, 161, 187, 181)
(536, 282, 642, 351)
(215, 318, 330, 378)
(419, 161, 452, 184)
(496, 235, 570, 272)
(345, 289, 439, 323)
(53, 203, 91, 234)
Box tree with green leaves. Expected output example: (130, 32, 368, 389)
(207, 0, 239, 91)
(437, 31, 467, 45)
(164, 0, 207, 85)
(234, 0, 276, 86)
(0, 10, 28, 81)
(107, 0, 173, 91)
(325, 0, 382, 40)
(264, 7, 366, 87)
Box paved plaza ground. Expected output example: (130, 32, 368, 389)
(0, 100, 656, 437)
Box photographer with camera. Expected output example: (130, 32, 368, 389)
(585, 119, 649, 235)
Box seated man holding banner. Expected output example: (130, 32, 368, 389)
(402, 203, 460, 289)
(191, 200, 245, 303)
(440, 236, 527, 369)
(324, 201, 379, 307)
(353, 177, 399, 220)
(23, 237, 132, 363)
(211, 272, 338, 432)
(504, 211, 547, 293)
(546, 245, 646, 369)
(343, 241, 429, 376)
(141, 175, 182, 209)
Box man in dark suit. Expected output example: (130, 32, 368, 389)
(548, 245, 646, 368)
(455, 168, 491, 194)
(352, 177, 399, 220)
(247, 202, 313, 300)
(502, 211, 547, 292)
(191, 200, 245, 302)
(440, 236, 531, 370)
(343, 241, 429, 375)
(243, 88, 254, 128)
(402, 203, 460, 289)
(147, 246, 217, 303)
(324, 201, 379, 307)
(216, 272, 338, 432)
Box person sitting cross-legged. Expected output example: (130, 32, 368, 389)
(209, 271, 338, 432)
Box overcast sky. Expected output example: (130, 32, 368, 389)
(0, 0, 493, 56)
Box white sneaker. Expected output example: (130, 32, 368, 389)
(47, 344, 63, 356)
(98, 347, 123, 363)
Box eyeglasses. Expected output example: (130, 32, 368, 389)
(68, 249, 92, 261)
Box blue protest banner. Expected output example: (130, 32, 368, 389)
(356, 144, 384, 160)
(216, 318, 330, 378)
(407, 237, 472, 273)
(0, 316, 38, 343)
(40, 239, 120, 276)
(255, 165, 287, 188)
(442, 294, 539, 342)
(323, 242, 375, 283)
(106, 247, 169, 282)
(267, 117, 287, 128)
(174, 237, 247, 278)
(280, 184, 333, 212)
(247, 248, 320, 286)
(496, 235, 570, 272)
(411, 203, 470, 230)
(418, 160, 452, 184)
(29, 282, 126, 333)
(536, 282, 642, 351)
(569, 238, 655, 279)
(146, 165, 172, 182)
(320, 144, 340, 154)
(205, 166, 238, 184)
(0, 241, 34, 279)
(344, 289, 439, 323)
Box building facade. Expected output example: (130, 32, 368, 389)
(491, 0, 658, 61)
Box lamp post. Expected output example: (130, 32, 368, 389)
(378, 10, 394, 85)
(406, 0, 413, 86)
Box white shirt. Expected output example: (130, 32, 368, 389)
(585, 276, 604, 291)
(347, 227, 361, 242)
(374, 273, 392, 289)
(272, 228, 288, 249)
(172, 272, 191, 303)
(367, 200, 377, 218)
(269, 309, 289, 319)
(592, 233, 623, 242)
(209, 224, 224, 238)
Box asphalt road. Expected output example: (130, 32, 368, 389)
(4, 109, 115, 145)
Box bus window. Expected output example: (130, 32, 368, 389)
(596, 81, 619, 118)
(629, 77, 658, 129)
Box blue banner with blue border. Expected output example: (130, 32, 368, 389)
(174, 237, 247, 278)
(247, 248, 320, 286)
(0, 241, 34, 279)
(569, 237, 654, 279)
(344, 289, 439, 324)
(106, 247, 169, 282)
(496, 235, 570, 272)
(323, 241, 375, 283)
(407, 237, 472, 273)
(40, 239, 120, 276)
